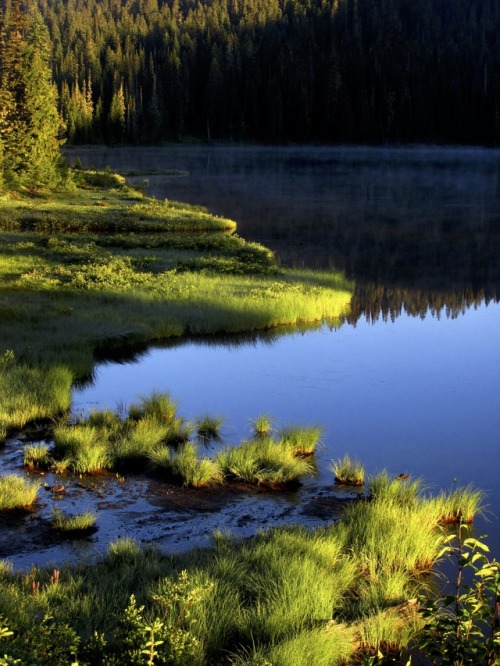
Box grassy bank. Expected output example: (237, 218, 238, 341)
(0, 168, 352, 432)
(0, 475, 495, 665)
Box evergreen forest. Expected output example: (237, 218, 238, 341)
(3, 0, 499, 147)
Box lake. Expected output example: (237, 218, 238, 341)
(22, 145, 500, 565)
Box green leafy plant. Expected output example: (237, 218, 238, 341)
(418, 528, 500, 665)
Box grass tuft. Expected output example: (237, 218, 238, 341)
(195, 414, 224, 442)
(0, 474, 40, 511)
(278, 425, 322, 455)
(251, 414, 273, 438)
(50, 507, 97, 532)
(23, 443, 51, 469)
(329, 454, 365, 486)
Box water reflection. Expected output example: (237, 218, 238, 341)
(70, 145, 500, 320)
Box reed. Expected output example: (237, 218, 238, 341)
(0, 474, 40, 511)
(329, 454, 365, 486)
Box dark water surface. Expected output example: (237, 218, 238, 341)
(6, 146, 500, 567)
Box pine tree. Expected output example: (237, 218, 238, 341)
(18, 11, 66, 187)
(0, 2, 66, 188)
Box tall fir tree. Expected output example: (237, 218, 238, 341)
(0, 1, 65, 189)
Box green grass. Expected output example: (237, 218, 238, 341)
(53, 424, 110, 474)
(195, 414, 224, 442)
(0, 474, 40, 511)
(0, 360, 73, 431)
(50, 507, 97, 532)
(216, 437, 316, 487)
(251, 414, 273, 438)
(23, 443, 51, 469)
(171, 442, 223, 487)
(0, 475, 488, 665)
(329, 454, 365, 486)
(128, 390, 178, 423)
(278, 425, 322, 455)
(369, 470, 424, 505)
(432, 484, 485, 524)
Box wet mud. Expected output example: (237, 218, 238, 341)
(0, 433, 361, 570)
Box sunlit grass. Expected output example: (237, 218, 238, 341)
(195, 414, 224, 442)
(50, 507, 97, 532)
(431, 484, 485, 524)
(0, 474, 40, 511)
(251, 414, 273, 438)
(0, 361, 73, 430)
(216, 438, 316, 487)
(278, 425, 322, 455)
(171, 442, 223, 487)
(53, 424, 110, 474)
(369, 470, 424, 505)
(0, 469, 486, 665)
(128, 390, 178, 423)
(330, 454, 365, 486)
(23, 443, 51, 469)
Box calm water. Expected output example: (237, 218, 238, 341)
(70, 145, 500, 557)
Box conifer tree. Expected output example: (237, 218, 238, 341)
(0, 1, 65, 189)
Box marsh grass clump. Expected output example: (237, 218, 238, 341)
(355, 605, 420, 660)
(251, 414, 273, 438)
(23, 443, 51, 470)
(337, 496, 442, 576)
(0, 474, 40, 511)
(432, 484, 485, 524)
(216, 438, 316, 488)
(0, 362, 73, 430)
(195, 414, 224, 442)
(330, 454, 365, 486)
(85, 408, 122, 432)
(172, 443, 222, 487)
(369, 470, 424, 506)
(147, 444, 172, 471)
(53, 424, 110, 474)
(112, 416, 171, 469)
(50, 507, 97, 533)
(278, 425, 322, 455)
(128, 390, 178, 424)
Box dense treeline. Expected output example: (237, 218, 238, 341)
(32, 0, 500, 145)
